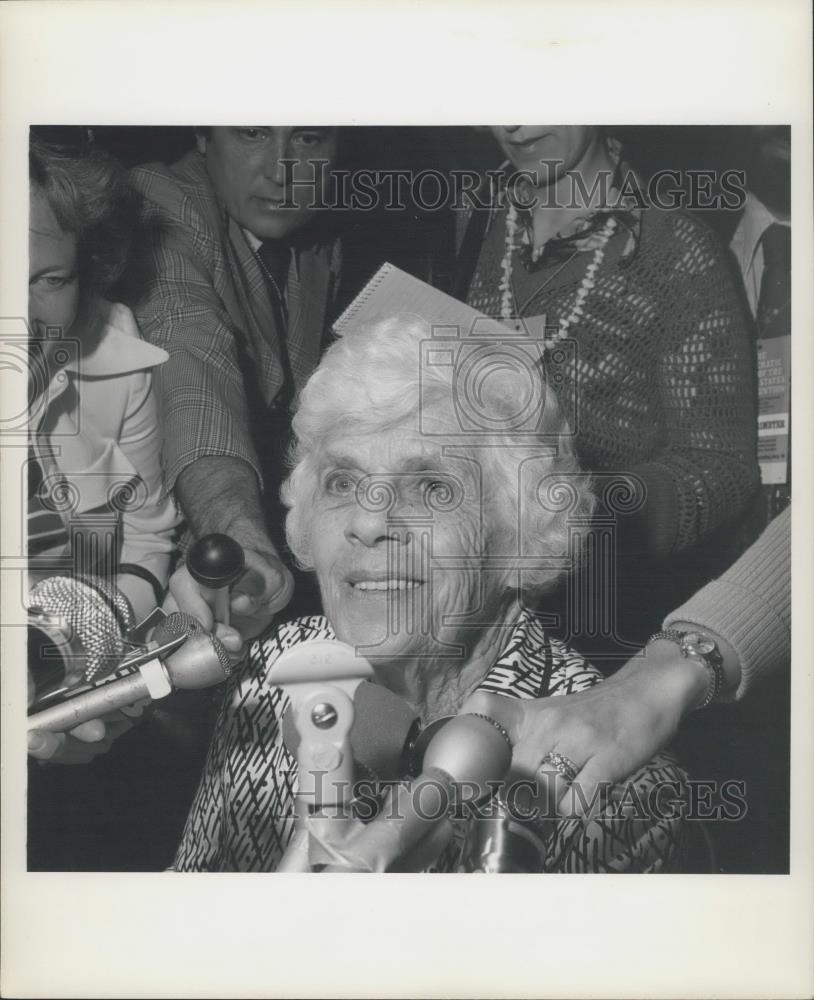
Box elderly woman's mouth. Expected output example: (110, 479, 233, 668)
(349, 578, 424, 592)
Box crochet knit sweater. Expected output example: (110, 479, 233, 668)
(665, 506, 790, 699)
(466, 205, 760, 558)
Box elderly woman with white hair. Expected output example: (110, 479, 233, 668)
(173, 314, 689, 872)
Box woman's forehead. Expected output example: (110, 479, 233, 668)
(29, 192, 75, 259)
(320, 427, 450, 472)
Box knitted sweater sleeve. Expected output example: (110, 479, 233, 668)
(629, 213, 760, 556)
(664, 507, 790, 699)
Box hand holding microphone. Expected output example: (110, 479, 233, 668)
(27, 613, 233, 734)
(187, 534, 245, 627)
(166, 534, 293, 647)
(317, 711, 514, 872)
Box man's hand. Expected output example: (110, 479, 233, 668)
(172, 456, 296, 646)
(166, 547, 294, 648)
(27, 703, 147, 766)
(462, 642, 712, 818)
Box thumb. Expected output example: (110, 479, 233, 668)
(28, 730, 64, 761)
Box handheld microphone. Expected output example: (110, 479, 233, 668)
(319, 712, 514, 872)
(27, 613, 232, 733)
(281, 680, 419, 780)
(28, 575, 136, 689)
(187, 534, 245, 627)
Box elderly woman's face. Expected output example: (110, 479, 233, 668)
(491, 126, 598, 184)
(309, 425, 496, 662)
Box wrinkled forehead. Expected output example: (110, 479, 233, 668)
(318, 427, 444, 473)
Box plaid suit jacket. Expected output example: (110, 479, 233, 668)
(126, 151, 341, 493)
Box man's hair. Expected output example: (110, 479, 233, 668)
(29, 134, 140, 297)
(282, 313, 595, 597)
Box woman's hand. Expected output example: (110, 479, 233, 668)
(165, 547, 294, 652)
(463, 642, 711, 818)
(27, 702, 148, 766)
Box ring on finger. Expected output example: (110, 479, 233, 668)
(539, 751, 579, 784)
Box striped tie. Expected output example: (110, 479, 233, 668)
(27, 444, 70, 557)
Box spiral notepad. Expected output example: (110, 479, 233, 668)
(332, 262, 500, 338)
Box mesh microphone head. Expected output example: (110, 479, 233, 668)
(78, 574, 136, 635)
(28, 575, 132, 681)
(153, 612, 234, 678)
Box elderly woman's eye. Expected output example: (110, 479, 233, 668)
(324, 470, 357, 496)
(420, 477, 453, 503)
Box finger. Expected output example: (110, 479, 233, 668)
(214, 622, 246, 657)
(534, 764, 573, 817)
(233, 551, 294, 613)
(169, 566, 215, 631)
(161, 590, 180, 615)
(565, 756, 617, 820)
(101, 718, 136, 742)
(231, 550, 278, 598)
(69, 719, 107, 743)
(119, 698, 150, 719)
(28, 730, 112, 765)
(28, 730, 65, 762)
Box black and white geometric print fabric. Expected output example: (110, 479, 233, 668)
(173, 612, 688, 872)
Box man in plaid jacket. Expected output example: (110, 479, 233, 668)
(126, 127, 342, 639)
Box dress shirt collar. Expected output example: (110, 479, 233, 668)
(47, 300, 166, 393)
(732, 191, 791, 267)
(242, 226, 300, 282)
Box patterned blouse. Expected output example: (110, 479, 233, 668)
(173, 613, 688, 872)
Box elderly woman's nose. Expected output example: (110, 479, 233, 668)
(345, 505, 406, 547)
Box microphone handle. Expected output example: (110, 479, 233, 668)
(201, 583, 230, 626)
(28, 668, 154, 733)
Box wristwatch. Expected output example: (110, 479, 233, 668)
(647, 628, 725, 709)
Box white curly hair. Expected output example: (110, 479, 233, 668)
(282, 313, 594, 597)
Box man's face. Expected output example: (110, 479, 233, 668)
(198, 126, 339, 240)
(747, 126, 790, 217)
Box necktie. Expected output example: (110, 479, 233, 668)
(756, 223, 792, 519)
(257, 240, 296, 408)
(27, 444, 70, 557)
(756, 223, 791, 339)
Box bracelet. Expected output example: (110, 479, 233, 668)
(117, 563, 165, 612)
(465, 712, 513, 750)
(647, 629, 725, 710)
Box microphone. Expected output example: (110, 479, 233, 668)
(187, 534, 245, 626)
(318, 712, 514, 872)
(281, 680, 419, 780)
(27, 575, 137, 696)
(27, 612, 233, 733)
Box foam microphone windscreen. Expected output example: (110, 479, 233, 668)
(282, 680, 418, 779)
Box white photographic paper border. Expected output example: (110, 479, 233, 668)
(1, 1, 812, 997)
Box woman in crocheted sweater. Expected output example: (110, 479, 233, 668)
(458, 127, 760, 649)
